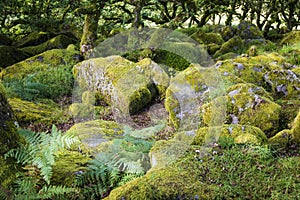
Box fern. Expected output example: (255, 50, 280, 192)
(117, 173, 143, 186)
(75, 159, 118, 198)
(76, 125, 158, 198)
(12, 176, 76, 200)
(5, 125, 80, 184)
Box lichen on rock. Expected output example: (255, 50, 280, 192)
(193, 124, 268, 146)
(213, 36, 244, 58)
(66, 119, 123, 153)
(200, 84, 281, 137)
(74, 56, 163, 115)
(8, 98, 68, 127)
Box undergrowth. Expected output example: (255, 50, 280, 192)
(4, 65, 73, 102)
(3, 125, 80, 199)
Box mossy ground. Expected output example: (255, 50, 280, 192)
(107, 145, 300, 199)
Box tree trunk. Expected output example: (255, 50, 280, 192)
(80, 12, 100, 59)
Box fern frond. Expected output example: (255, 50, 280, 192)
(38, 185, 77, 199)
(4, 145, 33, 165)
(0, 187, 9, 200)
(13, 176, 38, 199)
(118, 173, 143, 186)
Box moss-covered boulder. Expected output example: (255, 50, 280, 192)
(0, 48, 80, 101)
(191, 30, 224, 45)
(153, 41, 211, 71)
(165, 64, 242, 130)
(269, 108, 300, 147)
(66, 120, 123, 153)
(69, 90, 95, 119)
(291, 110, 300, 141)
(215, 52, 239, 60)
(213, 36, 244, 58)
(280, 30, 300, 46)
(276, 100, 300, 130)
(193, 125, 268, 146)
(12, 31, 54, 48)
(107, 142, 300, 199)
(0, 45, 28, 68)
(1, 48, 80, 80)
(136, 58, 170, 96)
(51, 149, 91, 186)
(217, 53, 300, 100)
(0, 83, 22, 189)
(268, 129, 295, 148)
(8, 98, 68, 128)
(107, 154, 215, 199)
(149, 132, 193, 171)
(74, 56, 164, 115)
(263, 69, 300, 100)
(20, 34, 75, 56)
(236, 21, 264, 40)
(200, 83, 281, 137)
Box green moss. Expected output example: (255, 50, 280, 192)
(81, 90, 95, 105)
(136, 58, 170, 96)
(20, 34, 74, 56)
(149, 132, 192, 171)
(0, 45, 28, 68)
(191, 30, 224, 45)
(276, 100, 300, 130)
(107, 154, 214, 199)
(74, 56, 158, 115)
(263, 69, 300, 100)
(227, 83, 273, 100)
(268, 129, 294, 148)
(215, 52, 239, 60)
(51, 150, 91, 186)
(292, 66, 300, 75)
(216, 53, 296, 99)
(69, 103, 94, 119)
(219, 25, 237, 41)
(193, 125, 267, 145)
(108, 144, 300, 199)
(236, 21, 264, 40)
(291, 110, 300, 142)
(8, 98, 68, 127)
(13, 31, 53, 48)
(153, 42, 206, 71)
(201, 88, 281, 137)
(1, 48, 80, 80)
(213, 36, 244, 58)
(0, 83, 22, 189)
(206, 43, 220, 55)
(280, 30, 300, 45)
(66, 120, 123, 153)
